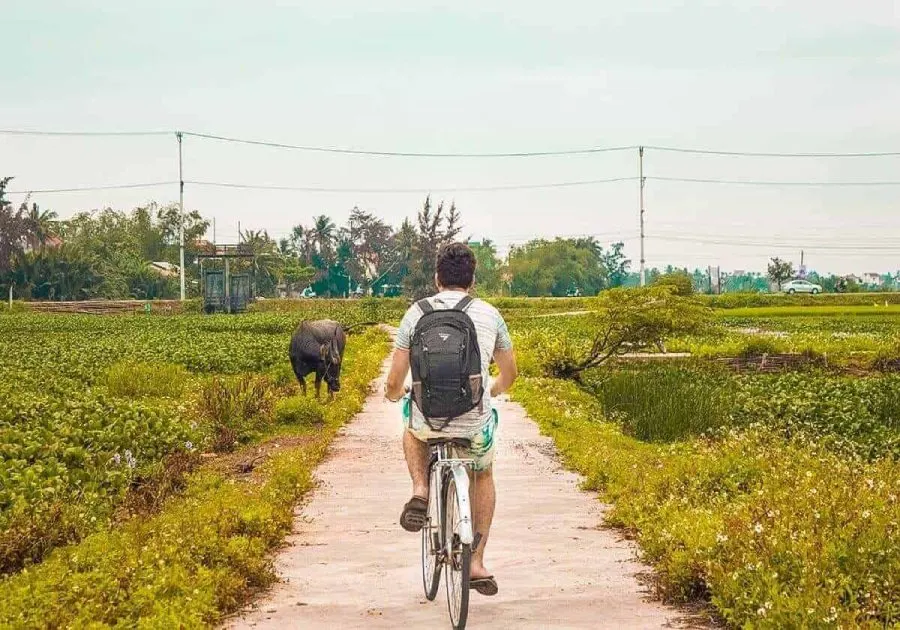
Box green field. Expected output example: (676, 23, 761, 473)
(1, 296, 898, 628)
(0, 307, 391, 627)
(510, 299, 899, 627)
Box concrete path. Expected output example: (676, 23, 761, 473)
(226, 361, 696, 629)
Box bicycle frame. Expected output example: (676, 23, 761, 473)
(430, 443, 475, 546)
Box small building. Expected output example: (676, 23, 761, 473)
(196, 244, 256, 314)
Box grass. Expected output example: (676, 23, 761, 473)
(713, 305, 900, 318)
(0, 328, 391, 628)
(701, 292, 900, 309)
(513, 377, 899, 628)
(198, 374, 276, 452)
(585, 364, 732, 442)
(106, 361, 189, 399)
(273, 395, 326, 426)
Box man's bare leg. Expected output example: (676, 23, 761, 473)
(403, 429, 430, 499)
(470, 466, 496, 580)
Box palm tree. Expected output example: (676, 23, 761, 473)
(27, 203, 59, 252)
(289, 224, 314, 264)
(312, 215, 336, 261)
(240, 229, 281, 296)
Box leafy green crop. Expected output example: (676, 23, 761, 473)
(0, 312, 388, 576)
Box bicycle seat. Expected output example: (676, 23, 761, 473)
(426, 437, 472, 449)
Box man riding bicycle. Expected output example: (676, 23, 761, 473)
(385, 242, 518, 597)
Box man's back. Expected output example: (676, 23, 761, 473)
(395, 290, 512, 436)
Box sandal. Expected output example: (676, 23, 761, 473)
(400, 495, 428, 532)
(470, 576, 498, 596)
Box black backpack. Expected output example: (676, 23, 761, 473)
(409, 295, 483, 430)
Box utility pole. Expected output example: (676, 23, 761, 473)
(212, 217, 216, 245)
(177, 131, 186, 301)
(639, 146, 646, 286)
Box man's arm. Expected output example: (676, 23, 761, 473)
(384, 347, 411, 402)
(490, 348, 518, 397)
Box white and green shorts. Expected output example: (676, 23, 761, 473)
(402, 397, 498, 472)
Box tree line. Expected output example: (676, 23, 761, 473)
(3, 175, 895, 301)
(1, 179, 636, 301)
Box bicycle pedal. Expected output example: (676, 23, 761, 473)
(472, 532, 483, 551)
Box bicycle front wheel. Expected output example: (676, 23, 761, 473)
(421, 470, 441, 600)
(442, 472, 471, 630)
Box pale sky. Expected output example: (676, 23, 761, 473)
(2, 0, 899, 275)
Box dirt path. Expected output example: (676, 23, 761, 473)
(226, 360, 698, 629)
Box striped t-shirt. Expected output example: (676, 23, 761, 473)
(395, 291, 513, 435)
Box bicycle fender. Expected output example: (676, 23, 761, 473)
(449, 463, 474, 545)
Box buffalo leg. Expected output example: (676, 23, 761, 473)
(315, 375, 323, 401)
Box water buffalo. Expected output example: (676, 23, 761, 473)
(289, 319, 347, 400)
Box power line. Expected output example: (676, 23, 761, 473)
(10, 174, 900, 196)
(648, 176, 900, 187)
(185, 177, 637, 193)
(181, 131, 636, 158)
(0, 129, 171, 137)
(3, 128, 900, 158)
(645, 145, 900, 158)
(6, 181, 178, 194)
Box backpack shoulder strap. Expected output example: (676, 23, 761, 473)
(416, 299, 434, 316)
(454, 295, 474, 312)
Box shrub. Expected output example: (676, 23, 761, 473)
(654, 270, 694, 296)
(198, 375, 275, 452)
(520, 287, 711, 379)
(106, 362, 188, 398)
(274, 396, 325, 426)
(737, 336, 782, 358)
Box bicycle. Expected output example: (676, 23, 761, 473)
(420, 436, 482, 630)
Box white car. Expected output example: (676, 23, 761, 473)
(782, 279, 822, 294)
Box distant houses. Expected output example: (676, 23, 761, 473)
(861, 272, 883, 287)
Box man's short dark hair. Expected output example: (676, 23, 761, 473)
(436, 242, 476, 289)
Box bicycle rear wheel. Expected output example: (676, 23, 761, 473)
(442, 472, 471, 630)
(421, 468, 442, 600)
